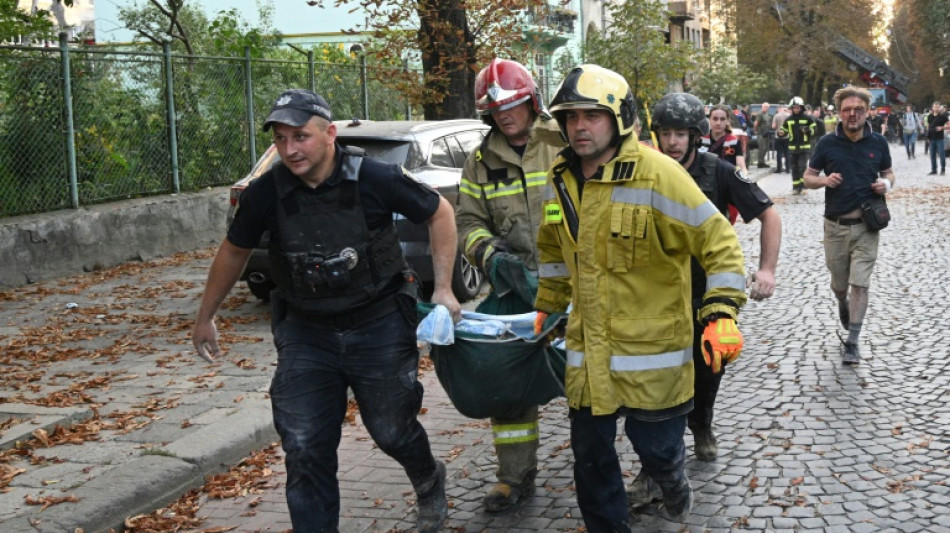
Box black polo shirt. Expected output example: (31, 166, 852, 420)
(808, 122, 892, 218)
(927, 112, 948, 140)
(227, 145, 441, 249)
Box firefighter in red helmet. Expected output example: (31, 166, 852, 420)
(456, 58, 564, 512)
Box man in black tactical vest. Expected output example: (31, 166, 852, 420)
(192, 89, 461, 533)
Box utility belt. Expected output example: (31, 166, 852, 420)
(286, 293, 400, 330)
(824, 215, 863, 226)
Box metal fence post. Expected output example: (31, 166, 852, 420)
(163, 41, 180, 193)
(59, 33, 79, 208)
(308, 50, 315, 92)
(360, 53, 369, 119)
(245, 47, 257, 167)
(403, 58, 412, 120)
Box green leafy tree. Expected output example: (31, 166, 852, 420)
(0, 0, 52, 42)
(689, 44, 769, 106)
(900, 0, 950, 104)
(312, 0, 547, 119)
(734, 0, 883, 105)
(584, 0, 693, 113)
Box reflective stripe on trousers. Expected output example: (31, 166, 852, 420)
(493, 421, 539, 444)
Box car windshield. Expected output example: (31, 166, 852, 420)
(339, 139, 411, 166)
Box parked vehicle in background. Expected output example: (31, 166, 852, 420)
(228, 119, 491, 302)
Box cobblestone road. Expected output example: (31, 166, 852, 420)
(182, 143, 950, 533)
(5, 143, 945, 533)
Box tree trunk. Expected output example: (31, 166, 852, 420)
(417, 0, 476, 120)
(790, 69, 806, 99)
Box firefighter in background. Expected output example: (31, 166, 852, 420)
(535, 64, 747, 531)
(781, 96, 818, 195)
(823, 104, 838, 134)
(455, 58, 564, 512)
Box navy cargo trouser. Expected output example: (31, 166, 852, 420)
(270, 306, 439, 532)
(570, 407, 688, 533)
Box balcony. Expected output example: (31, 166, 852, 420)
(668, 0, 696, 21)
(522, 5, 576, 52)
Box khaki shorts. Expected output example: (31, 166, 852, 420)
(822, 218, 880, 291)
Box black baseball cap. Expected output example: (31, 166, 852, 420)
(262, 89, 333, 131)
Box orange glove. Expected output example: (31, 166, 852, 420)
(533, 311, 549, 336)
(701, 317, 743, 374)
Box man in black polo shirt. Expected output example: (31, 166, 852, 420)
(191, 89, 460, 532)
(804, 86, 895, 366)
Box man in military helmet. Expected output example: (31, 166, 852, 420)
(535, 66, 748, 531)
(455, 57, 564, 512)
(624, 94, 780, 508)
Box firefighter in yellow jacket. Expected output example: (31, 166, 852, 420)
(456, 58, 564, 512)
(535, 65, 748, 532)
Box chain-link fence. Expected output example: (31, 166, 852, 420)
(0, 37, 417, 219)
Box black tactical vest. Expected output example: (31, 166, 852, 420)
(269, 152, 407, 314)
(694, 151, 730, 219)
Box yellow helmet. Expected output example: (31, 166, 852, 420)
(549, 64, 637, 139)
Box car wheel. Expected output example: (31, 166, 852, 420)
(246, 279, 275, 302)
(451, 251, 483, 303)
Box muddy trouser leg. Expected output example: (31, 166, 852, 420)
(623, 413, 689, 505)
(491, 405, 539, 487)
(346, 311, 440, 495)
(270, 316, 350, 532)
(570, 408, 633, 533)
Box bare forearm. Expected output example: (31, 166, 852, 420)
(757, 208, 782, 274)
(427, 197, 458, 293)
(803, 168, 823, 188)
(196, 240, 252, 324)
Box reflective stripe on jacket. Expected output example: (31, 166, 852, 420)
(534, 137, 747, 415)
(457, 118, 564, 271)
(782, 114, 818, 152)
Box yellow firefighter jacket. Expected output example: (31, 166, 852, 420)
(534, 138, 747, 416)
(457, 118, 564, 271)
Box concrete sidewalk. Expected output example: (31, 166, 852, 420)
(2, 144, 948, 532)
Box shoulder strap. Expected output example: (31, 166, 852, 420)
(550, 162, 579, 242)
(340, 149, 363, 182)
(708, 135, 727, 154)
(700, 151, 719, 180)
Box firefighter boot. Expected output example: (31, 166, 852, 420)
(416, 461, 447, 533)
(483, 473, 535, 512)
(627, 470, 663, 509)
(692, 426, 719, 462)
(659, 480, 693, 523)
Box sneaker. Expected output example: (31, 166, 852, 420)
(838, 299, 850, 330)
(842, 342, 861, 366)
(483, 477, 534, 513)
(928, 171, 937, 175)
(692, 427, 718, 462)
(417, 461, 448, 533)
(626, 470, 663, 508)
(659, 483, 693, 522)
